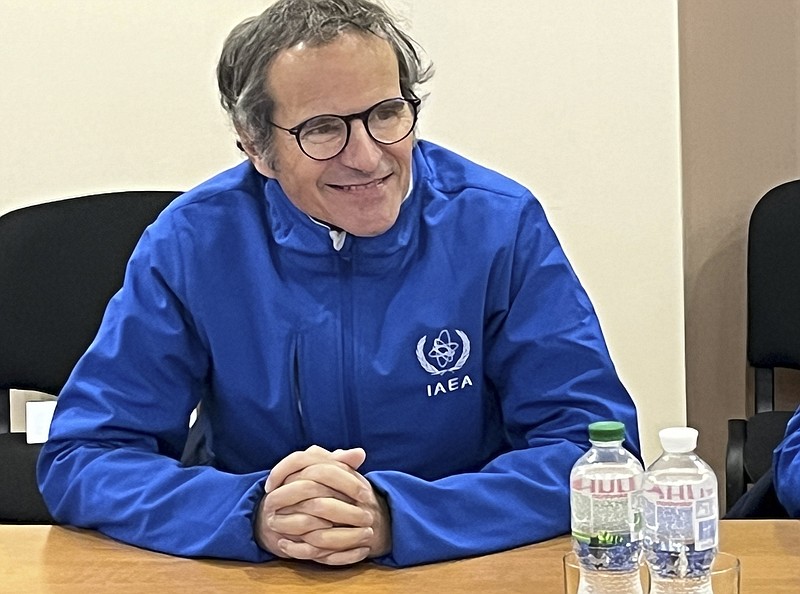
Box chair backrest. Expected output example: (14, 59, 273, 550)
(0, 190, 179, 523)
(0, 190, 180, 399)
(742, 411, 794, 481)
(747, 179, 800, 413)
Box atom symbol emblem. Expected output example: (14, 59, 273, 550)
(416, 329, 471, 376)
(428, 329, 460, 368)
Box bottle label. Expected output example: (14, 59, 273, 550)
(693, 498, 718, 550)
(572, 475, 639, 495)
(643, 485, 718, 550)
(571, 473, 643, 571)
(571, 489, 641, 540)
(645, 483, 714, 502)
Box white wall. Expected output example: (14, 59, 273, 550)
(0, 0, 685, 463)
(408, 1, 685, 463)
(0, 0, 263, 211)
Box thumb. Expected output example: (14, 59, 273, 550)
(332, 447, 366, 470)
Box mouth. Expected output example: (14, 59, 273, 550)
(328, 173, 392, 193)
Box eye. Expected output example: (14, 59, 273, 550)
(372, 103, 404, 121)
(299, 117, 345, 143)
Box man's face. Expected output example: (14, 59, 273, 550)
(251, 33, 414, 237)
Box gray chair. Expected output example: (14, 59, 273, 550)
(0, 190, 180, 522)
(725, 179, 800, 513)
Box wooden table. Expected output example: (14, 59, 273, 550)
(0, 520, 797, 593)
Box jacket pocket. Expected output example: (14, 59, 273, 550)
(290, 334, 310, 445)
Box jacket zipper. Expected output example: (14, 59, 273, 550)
(339, 250, 361, 446)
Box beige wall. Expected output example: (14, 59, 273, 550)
(1, 1, 686, 463)
(0, 0, 268, 210)
(408, 1, 685, 464)
(679, 0, 800, 493)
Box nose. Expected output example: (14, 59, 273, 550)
(338, 119, 383, 172)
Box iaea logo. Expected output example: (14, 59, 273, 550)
(415, 329, 471, 376)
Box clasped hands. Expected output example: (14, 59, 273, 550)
(255, 445, 391, 565)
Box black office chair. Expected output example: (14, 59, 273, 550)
(747, 179, 800, 413)
(726, 411, 793, 515)
(725, 179, 800, 514)
(0, 190, 180, 523)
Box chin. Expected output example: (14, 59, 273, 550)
(346, 213, 399, 237)
(337, 202, 400, 237)
(347, 224, 392, 238)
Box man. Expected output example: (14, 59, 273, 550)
(37, 0, 640, 567)
(774, 407, 800, 517)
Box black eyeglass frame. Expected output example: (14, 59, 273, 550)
(269, 96, 422, 161)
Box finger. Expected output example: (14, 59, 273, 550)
(285, 463, 372, 503)
(282, 464, 363, 495)
(279, 497, 373, 527)
(317, 547, 371, 566)
(266, 446, 366, 492)
(278, 527, 372, 558)
(277, 539, 370, 566)
(281, 452, 367, 488)
(266, 445, 334, 492)
(266, 479, 352, 510)
(331, 447, 366, 470)
(268, 512, 333, 535)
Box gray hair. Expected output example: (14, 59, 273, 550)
(217, 0, 434, 164)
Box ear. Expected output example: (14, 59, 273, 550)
(236, 132, 277, 178)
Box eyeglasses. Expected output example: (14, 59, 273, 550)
(269, 96, 421, 161)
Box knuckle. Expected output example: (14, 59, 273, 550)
(305, 445, 328, 457)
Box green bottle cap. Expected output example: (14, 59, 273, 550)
(588, 421, 625, 442)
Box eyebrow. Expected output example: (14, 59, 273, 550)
(294, 96, 405, 125)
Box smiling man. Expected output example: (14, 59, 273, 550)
(38, 0, 640, 568)
(248, 32, 413, 238)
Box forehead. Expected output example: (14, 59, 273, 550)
(266, 32, 401, 123)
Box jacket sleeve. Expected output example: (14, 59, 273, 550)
(367, 196, 641, 567)
(774, 406, 800, 516)
(36, 222, 273, 562)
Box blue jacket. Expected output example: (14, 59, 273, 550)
(774, 407, 800, 516)
(38, 141, 640, 566)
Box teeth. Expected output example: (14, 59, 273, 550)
(336, 179, 383, 191)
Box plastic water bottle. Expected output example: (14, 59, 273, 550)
(570, 420, 644, 593)
(642, 427, 718, 594)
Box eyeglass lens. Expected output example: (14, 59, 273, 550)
(296, 98, 417, 160)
